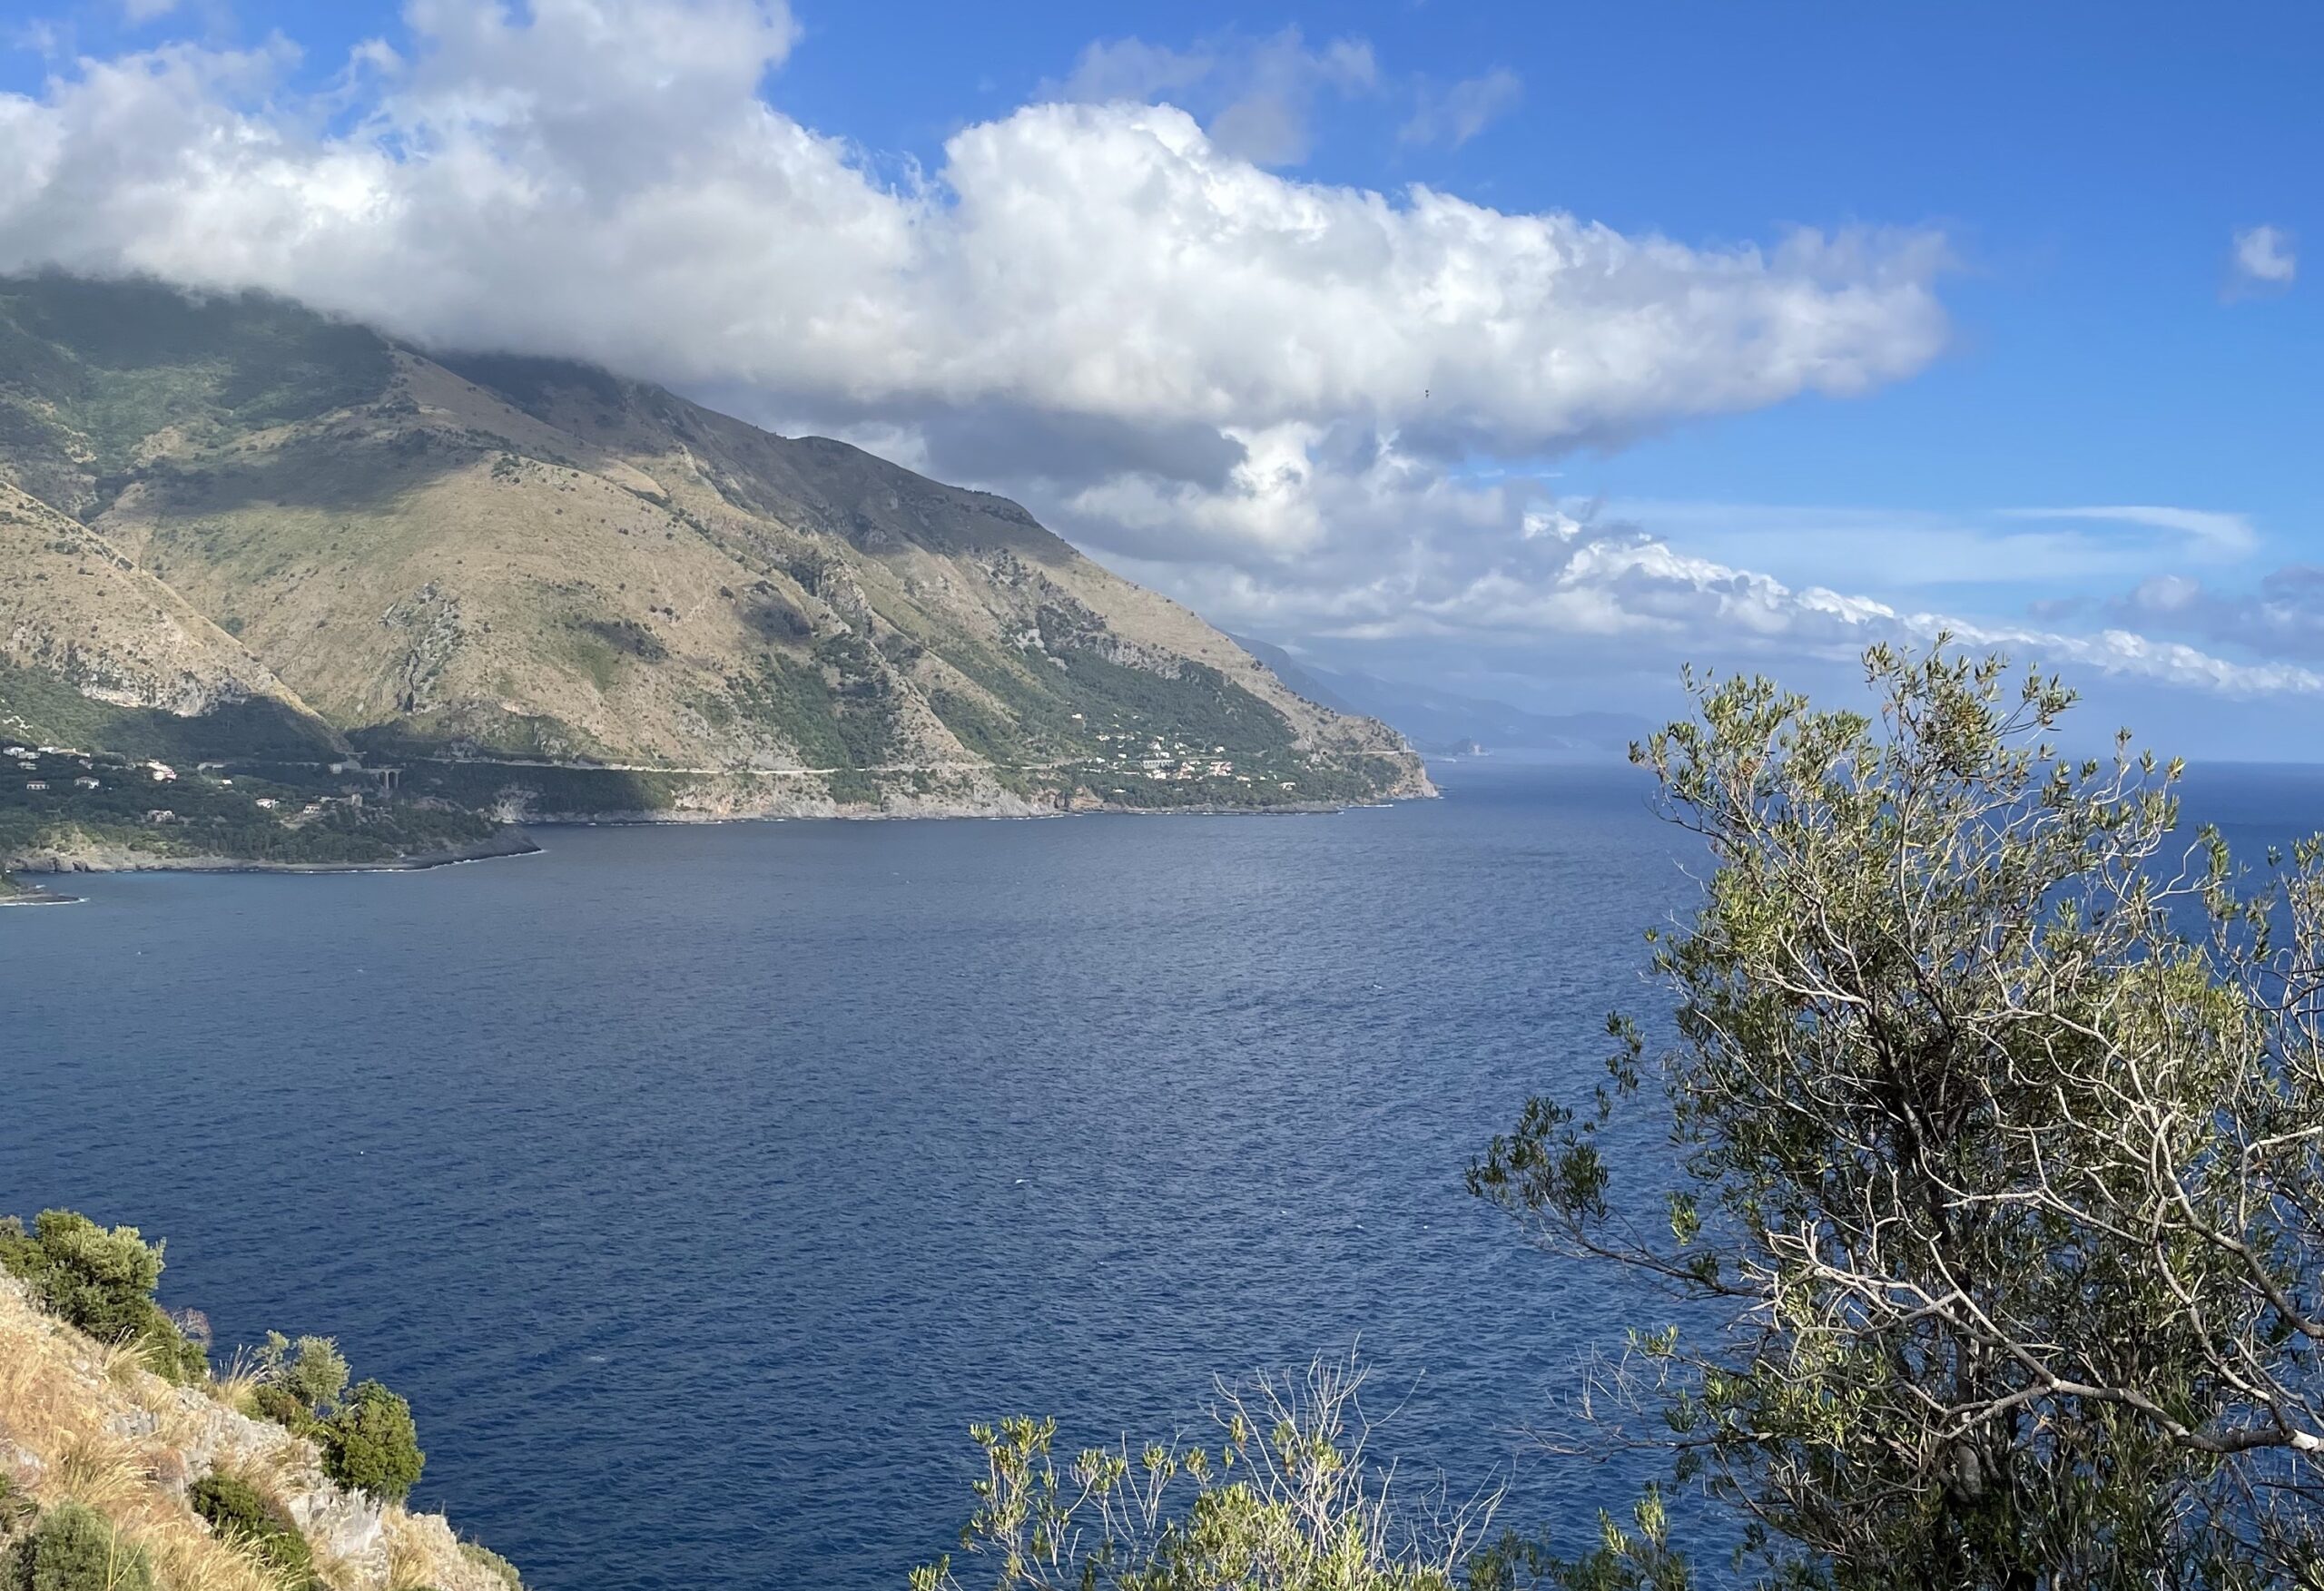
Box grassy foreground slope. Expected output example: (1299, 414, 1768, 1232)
(0, 1212, 517, 1591)
(0, 273, 1431, 830)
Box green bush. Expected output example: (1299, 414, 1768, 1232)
(256, 1332, 348, 1415)
(249, 1384, 320, 1437)
(458, 1540, 524, 1590)
(0, 1213, 159, 1341)
(2, 1501, 153, 1591)
(0, 1478, 33, 1541)
(187, 1472, 317, 1588)
(0, 1212, 205, 1384)
(321, 1381, 423, 1503)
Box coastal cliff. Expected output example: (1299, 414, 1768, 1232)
(0, 1259, 517, 1591)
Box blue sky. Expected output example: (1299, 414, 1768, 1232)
(3, 1, 2319, 752)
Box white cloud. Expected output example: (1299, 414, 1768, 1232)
(60, 6, 2322, 703)
(1997, 505, 2259, 559)
(1034, 446, 2318, 700)
(1598, 500, 2260, 591)
(1401, 68, 1522, 149)
(2230, 223, 2297, 292)
(2113, 565, 2324, 663)
(0, 9, 1951, 460)
(1047, 27, 1376, 167)
(2130, 574, 2201, 614)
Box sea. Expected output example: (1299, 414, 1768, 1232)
(5, 757, 2322, 1590)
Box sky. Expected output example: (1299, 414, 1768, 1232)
(1, 1, 2319, 755)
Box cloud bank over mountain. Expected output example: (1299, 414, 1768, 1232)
(0, 0, 2301, 713)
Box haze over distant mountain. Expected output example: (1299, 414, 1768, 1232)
(1229, 634, 1649, 756)
(0, 274, 1428, 820)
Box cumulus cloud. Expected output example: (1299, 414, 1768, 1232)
(1066, 458, 2317, 699)
(0, 5, 1950, 456)
(2230, 223, 2297, 294)
(1401, 68, 1522, 149)
(1049, 26, 1375, 167)
(18, 3, 2286, 705)
(2118, 565, 2324, 663)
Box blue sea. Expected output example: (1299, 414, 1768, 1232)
(5, 758, 2321, 1590)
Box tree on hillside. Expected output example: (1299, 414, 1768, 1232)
(1471, 643, 2324, 1588)
(0, 1211, 206, 1383)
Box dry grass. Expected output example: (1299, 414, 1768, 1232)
(94, 1341, 146, 1391)
(1, 1279, 511, 1591)
(0, 1283, 282, 1591)
(206, 1350, 269, 1418)
(45, 1435, 148, 1515)
(145, 1527, 287, 1591)
(380, 1517, 438, 1591)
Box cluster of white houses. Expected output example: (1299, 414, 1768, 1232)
(9, 742, 112, 794)
(9, 745, 379, 826)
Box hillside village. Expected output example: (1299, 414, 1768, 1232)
(0, 739, 514, 883)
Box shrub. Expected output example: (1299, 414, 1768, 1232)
(0, 1212, 206, 1385)
(187, 1472, 317, 1588)
(0, 1478, 33, 1541)
(915, 1356, 1489, 1591)
(321, 1380, 423, 1503)
(249, 1384, 320, 1437)
(2, 1501, 153, 1591)
(0, 1213, 159, 1342)
(458, 1541, 524, 1590)
(255, 1332, 348, 1415)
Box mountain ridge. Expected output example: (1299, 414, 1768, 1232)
(0, 273, 1430, 865)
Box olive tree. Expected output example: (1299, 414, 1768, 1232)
(1470, 644, 2324, 1588)
(255, 1331, 350, 1414)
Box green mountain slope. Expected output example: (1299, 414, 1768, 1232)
(0, 274, 1431, 822)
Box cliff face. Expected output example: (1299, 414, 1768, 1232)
(0, 274, 1431, 817)
(0, 1275, 512, 1591)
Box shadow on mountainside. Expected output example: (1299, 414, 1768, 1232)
(128, 429, 477, 520)
(0, 658, 342, 762)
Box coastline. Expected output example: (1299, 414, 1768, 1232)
(495, 763, 1438, 826)
(0, 772, 1438, 887)
(2, 828, 544, 881)
(0, 880, 80, 906)
(0, 787, 1431, 887)
(519, 802, 1368, 824)
(506, 789, 1416, 825)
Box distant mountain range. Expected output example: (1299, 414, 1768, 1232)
(0, 273, 1429, 841)
(1228, 635, 1650, 756)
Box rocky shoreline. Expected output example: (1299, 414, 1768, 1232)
(1, 779, 1433, 889)
(497, 764, 1436, 826)
(508, 791, 1414, 825)
(2, 828, 543, 881)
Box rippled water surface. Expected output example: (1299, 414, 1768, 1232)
(6, 758, 2320, 1589)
